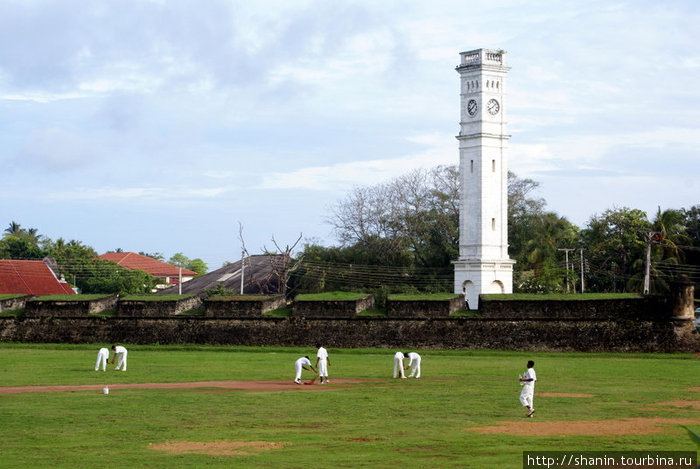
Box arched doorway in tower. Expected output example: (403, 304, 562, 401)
(462, 280, 475, 310)
(487, 280, 505, 294)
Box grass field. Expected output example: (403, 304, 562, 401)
(1, 343, 699, 468)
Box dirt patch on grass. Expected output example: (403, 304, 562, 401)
(537, 393, 595, 398)
(653, 400, 700, 410)
(0, 379, 369, 395)
(149, 440, 290, 456)
(471, 417, 699, 436)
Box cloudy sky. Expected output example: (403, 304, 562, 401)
(1, 0, 698, 270)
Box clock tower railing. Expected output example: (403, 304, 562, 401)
(457, 49, 505, 69)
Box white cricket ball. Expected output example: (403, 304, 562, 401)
(103, 387, 109, 395)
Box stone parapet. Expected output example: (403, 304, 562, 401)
(25, 295, 118, 317)
(386, 295, 464, 318)
(293, 295, 375, 318)
(116, 296, 202, 317)
(480, 296, 669, 320)
(1, 316, 698, 352)
(0, 295, 30, 313)
(204, 295, 286, 317)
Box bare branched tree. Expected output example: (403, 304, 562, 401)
(238, 222, 303, 296)
(267, 233, 304, 296)
(325, 165, 460, 266)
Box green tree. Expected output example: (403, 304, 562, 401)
(1, 222, 47, 259)
(580, 207, 651, 293)
(631, 207, 693, 294)
(186, 258, 208, 276)
(45, 239, 155, 293)
(681, 205, 700, 268)
(167, 252, 207, 276)
(168, 253, 190, 268)
(4, 221, 23, 236)
(79, 260, 157, 294)
(513, 212, 579, 293)
(0, 236, 46, 259)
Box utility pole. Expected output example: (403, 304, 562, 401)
(643, 231, 662, 295)
(579, 248, 585, 294)
(558, 248, 576, 293)
(240, 250, 245, 295)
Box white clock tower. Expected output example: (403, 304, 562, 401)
(453, 48, 515, 309)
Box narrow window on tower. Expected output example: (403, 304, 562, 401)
(492, 218, 496, 231)
(492, 159, 496, 172)
(470, 160, 474, 173)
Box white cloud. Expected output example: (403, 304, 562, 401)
(259, 132, 455, 190)
(49, 186, 232, 201)
(0, 91, 93, 103)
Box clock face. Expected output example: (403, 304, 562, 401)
(487, 99, 500, 115)
(467, 99, 478, 117)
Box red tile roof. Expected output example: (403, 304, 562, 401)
(99, 252, 197, 277)
(0, 260, 76, 295)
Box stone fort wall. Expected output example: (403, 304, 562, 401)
(1, 288, 697, 352)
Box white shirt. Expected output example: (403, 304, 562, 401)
(317, 347, 328, 361)
(114, 346, 127, 354)
(296, 357, 311, 368)
(394, 352, 404, 360)
(524, 368, 536, 385)
(97, 348, 109, 356)
(407, 352, 420, 365)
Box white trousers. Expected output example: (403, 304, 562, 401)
(95, 349, 109, 371)
(408, 357, 421, 378)
(295, 363, 305, 381)
(520, 384, 534, 408)
(318, 359, 328, 377)
(393, 357, 405, 378)
(115, 351, 127, 371)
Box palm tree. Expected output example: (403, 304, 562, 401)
(4, 221, 22, 236)
(526, 213, 578, 274)
(641, 207, 692, 293)
(652, 207, 690, 263)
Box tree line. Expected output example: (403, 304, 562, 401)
(293, 165, 700, 298)
(3, 165, 698, 298)
(0, 223, 207, 294)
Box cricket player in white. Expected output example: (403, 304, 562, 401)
(110, 345, 128, 371)
(393, 351, 407, 378)
(316, 344, 330, 384)
(519, 360, 537, 417)
(406, 352, 421, 378)
(95, 347, 109, 371)
(294, 356, 316, 384)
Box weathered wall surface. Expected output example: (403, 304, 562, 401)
(117, 296, 202, 317)
(1, 316, 697, 352)
(387, 296, 465, 318)
(25, 296, 118, 317)
(293, 295, 375, 318)
(0, 295, 30, 313)
(479, 297, 670, 320)
(205, 296, 286, 317)
(2, 293, 697, 352)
